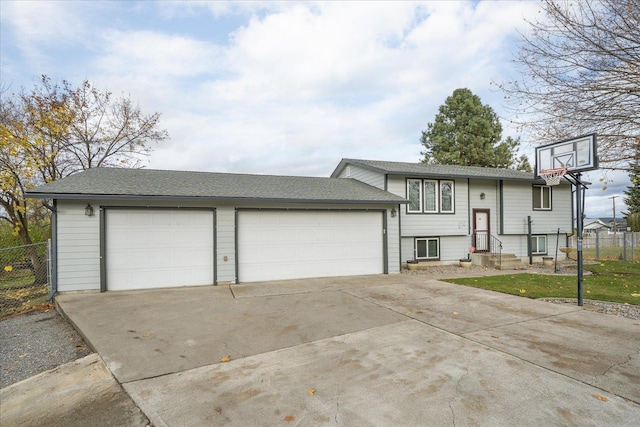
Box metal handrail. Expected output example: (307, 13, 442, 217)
(489, 234, 503, 266)
(472, 232, 503, 265)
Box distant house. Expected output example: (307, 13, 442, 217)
(583, 219, 610, 235)
(332, 159, 573, 267)
(26, 158, 574, 293)
(603, 217, 628, 233)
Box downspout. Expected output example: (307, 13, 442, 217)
(41, 199, 57, 301)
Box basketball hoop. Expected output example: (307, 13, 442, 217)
(539, 167, 568, 186)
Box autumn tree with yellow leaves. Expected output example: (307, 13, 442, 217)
(1, 76, 168, 280)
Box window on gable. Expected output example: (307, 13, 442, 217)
(533, 185, 552, 210)
(407, 179, 422, 212)
(416, 237, 439, 259)
(406, 178, 455, 213)
(531, 235, 547, 254)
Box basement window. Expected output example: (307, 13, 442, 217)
(415, 237, 439, 260)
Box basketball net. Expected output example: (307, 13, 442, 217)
(539, 166, 568, 186)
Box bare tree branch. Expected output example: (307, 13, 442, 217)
(498, 0, 640, 169)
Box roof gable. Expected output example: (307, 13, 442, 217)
(26, 167, 407, 205)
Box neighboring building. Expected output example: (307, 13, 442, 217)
(583, 219, 610, 235)
(26, 158, 574, 293)
(600, 217, 628, 233)
(331, 159, 573, 266)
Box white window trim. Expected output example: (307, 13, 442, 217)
(415, 237, 440, 260)
(406, 178, 456, 214)
(423, 180, 439, 213)
(440, 180, 455, 213)
(407, 179, 423, 213)
(531, 235, 547, 254)
(533, 185, 552, 210)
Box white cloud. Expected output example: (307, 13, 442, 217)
(95, 30, 222, 79)
(0, 0, 96, 68)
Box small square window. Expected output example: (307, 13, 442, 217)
(416, 237, 439, 259)
(533, 185, 551, 210)
(531, 235, 547, 254)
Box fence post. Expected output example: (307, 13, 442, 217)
(595, 231, 600, 260)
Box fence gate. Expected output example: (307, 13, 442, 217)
(0, 241, 51, 319)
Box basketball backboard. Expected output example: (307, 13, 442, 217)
(535, 134, 598, 177)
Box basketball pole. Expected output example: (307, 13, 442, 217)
(567, 171, 586, 306)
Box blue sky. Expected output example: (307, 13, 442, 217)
(0, 0, 631, 218)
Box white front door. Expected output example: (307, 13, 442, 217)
(473, 209, 490, 252)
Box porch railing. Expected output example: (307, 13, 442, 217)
(472, 232, 502, 265)
(489, 234, 503, 265)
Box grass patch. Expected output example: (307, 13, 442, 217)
(443, 260, 640, 305)
(581, 247, 637, 262)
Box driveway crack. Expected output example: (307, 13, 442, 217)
(597, 350, 638, 380)
(448, 366, 468, 427)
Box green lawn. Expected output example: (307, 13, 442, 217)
(443, 260, 640, 305)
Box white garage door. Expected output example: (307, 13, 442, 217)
(238, 210, 383, 282)
(106, 209, 214, 290)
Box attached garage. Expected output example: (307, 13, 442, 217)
(105, 209, 214, 291)
(26, 167, 405, 293)
(237, 210, 384, 282)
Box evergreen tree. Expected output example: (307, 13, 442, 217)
(623, 146, 640, 231)
(420, 88, 530, 171)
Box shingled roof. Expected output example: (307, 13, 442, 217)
(26, 167, 407, 205)
(332, 158, 544, 182)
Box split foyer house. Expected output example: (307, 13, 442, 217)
(26, 158, 572, 293)
(332, 159, 572, 266)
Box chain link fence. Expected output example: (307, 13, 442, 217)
(0, 241, 51, 319)
(570, 231, 638, 262)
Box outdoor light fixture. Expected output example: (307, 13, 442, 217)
(480, 192, 486, 200)
(391, 208, 397, 217)
(85, 204, 94, 217)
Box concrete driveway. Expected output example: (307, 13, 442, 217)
(23, 275, 640, 425)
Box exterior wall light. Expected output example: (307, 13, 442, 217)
(85, 204, 94, 216)
(480, 192, 486, 200)
(390, 208, 397, 217)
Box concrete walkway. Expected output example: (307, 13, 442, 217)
(3, 274, 639, 426)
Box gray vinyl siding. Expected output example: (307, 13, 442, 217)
(387, 175, 469, 236)
(344, 165, 385, 189)
(216, 207, 236, 284)
(54, 200, 399, 291)
(401, 235, 470, 263)
(502, 182, 572, 234)
(386, 207, 401, 273)
(57, 200, 101, 291)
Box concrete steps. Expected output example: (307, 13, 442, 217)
(474, 253, 525, 270)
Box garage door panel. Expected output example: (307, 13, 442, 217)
(238, 211, 383, 282)
(106, 210, 214, 290)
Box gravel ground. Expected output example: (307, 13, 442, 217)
(0, 305, 92, 389)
